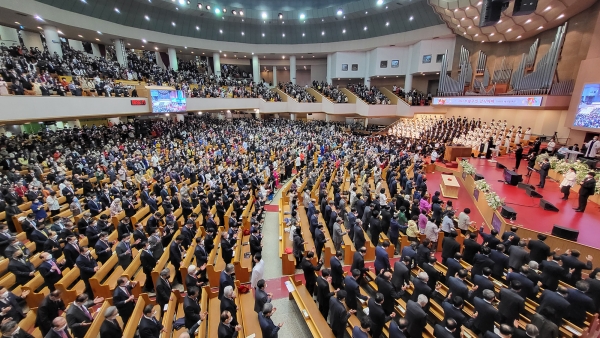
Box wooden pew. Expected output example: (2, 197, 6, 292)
(89, 254, 124, 300)
(83, 300, 111, 338)
(279, 199, 296, 275)
(55, 266, 88, 304)
(240, 288, 262, 338)
(206, 227, 225, 286)
(17, 310, 43, 338)
(287, 277, 335, 338)
(161, 290, 179, 337)
(233, 233, 253, 284)
(122, 293, 155, 338)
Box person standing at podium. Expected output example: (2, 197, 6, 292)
(537, 158, 550, 188)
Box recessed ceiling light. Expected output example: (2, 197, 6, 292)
(477, 1, 482, 5)
(241, 32, 244, 35)
(282, 56, 285, 59)
(322, 19, 324, 22)
(557, 14, 564, 19)
(142, 39, 147, 43)
(466, 7, 470, 10)
(178, 0, 184, 4)
(191, 52, 194, 54)
(196, 26, 200, 30)
(224, 54, 226, 57)
(461, 18, 465, 21)
(468, 26, 472, 29)
(364, 26, 367, 30)
(81, 0, 87, 3)
(145, 15, 150, 20)
(262, 33, 265, 37)
(545, 6, 551, 11)
(262, 12, 267, 19)
(498, 41, 503, 43)
(240, 11, 243, 16)
(37, 26, 42, 29)
(490, 33, 494, 36)
(377, 0, 383, 4)
(517, 35, 522, 39)
(454, 9, 458, 12)
(206, 5, 210, 10)
(337, 9, 343, 16)
(282, 21, 284, 24)
(127, 43, 130, 45)
(506, 28, 512, 32)
(537, 26, 543, 30)
(114, 8, 120, 13)
(15, 22, 20, 25)
(302, 33, 305, 36)
(322, 31, 325, 35)
(232, 10, 237, 15)
(172, 22, 176, 26)
(219, 29, 223, 33)
(365, 11, 368, 14)
(78, 35, 83, 38)
(252, 52, 254, 55)
(409, 16, 413, 21)
(215, 8, 220, 14)
(463, 32, 466, 35)
(312, 55, 314, 57)
(282, 33, 285, 37)
(96, 38, 100, 41)
(223, 8, 227, 13)
(57, 30, 63, 34)
(343, 29, 346, 33)
(300, 13, 305, 19)
(474, 16, 478, 19)
(278, 13, 283, 19)
(155, 47, 158, 50)
(525, 19, 531, 23)
(498, 19, 502, 23)
(475, 34, 478, 36)
(386, 22, 389, 26)
(197, 3, 202, 9)
(184, 46, 187, 49)
(141, 45, 144, 47)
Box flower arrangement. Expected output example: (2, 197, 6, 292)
(535, 153, 561, 169)
(474, 179, 491, 193)
(460, 160, 476, 175)
(485, 191, 505, 209)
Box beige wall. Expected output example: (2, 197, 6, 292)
(451, 2, 600, 83)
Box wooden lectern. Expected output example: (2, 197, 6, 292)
(444, 146, 472, 161)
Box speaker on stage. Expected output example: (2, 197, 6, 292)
(496, 162, 506, 170)
(526, 189, 543, 198)
(540, 199, 559, 212)
(500, 205, 517, 220)
(551, 225, 579, 241)
(503, 168, 523, 186)
(517, 182, 536, 191)
(474, 174, 485, 181)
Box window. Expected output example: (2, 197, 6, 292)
(380, 61, 388, 68)
(422, 55, 432, 64)
(391, 60, 399, 68)
(436, 54, 444, 63)
(341, 64, 348, 71)
(351, 64, 358, 71)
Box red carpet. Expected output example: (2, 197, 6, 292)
(460, 157, 600, 248)
(264, 205, 279, 212)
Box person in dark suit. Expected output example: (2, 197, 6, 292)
(301, 251, 323, 297)
(35, 291, 66, 337)
(38, 252, 65, 292)
(392, 256, 411, 291)
(29, 223, 50, 254)
(488, 244, 509, 279)
(351, 247, 370, 281)
(466, 289, 498, 335)
(219, 265, 235, 300)
(472, 268, 495, 300)
(368, 293, 396, 338)
(416, 239, 432, 268)
(155, 268, 173, 319)
(483, 324, 515, 338)
(528, 234, 551, 263)
(401, 241, 418, 269)
(422, 256, 441, 290)
(138, 305, 165, 338)
(94, 232, 113, 264)
(561, 249, 593, 284)
(411, 271, 436, 302)
(77, 214, 92, 236)
(537, 286, 570, 325)
(374, 241, 391, 274)
(462, 232, 481, 264)
(376, 270, 404, 315)
(514, 144, 524, 170)
(65, 293, 102, 338)
(100, 306, 123, 338)
(218, 310, 242, 338)
(75, 246, 98, 298)
(565, 280, 596, 326)
(433, 319, 458, 338)
(115, 233, 136, 269)
(497, 280, 525, 325)
(478, 227, 501, 250)
(7, 251, 35, 286)
(184, 287, 204, 329)
(132, 223, 148, 250)
(113, 277, 137, 325)
(586, 269, 600, 313)
(314, 223, 328, 261)
(329, 290, 354, 338)
(353, 221, 366, 251)
(254, 279, 272, 313)
(84, 220, 101, 248)
(472, 246, 495, 276)
(447, 269, 475, 302)
(220, 286, 238, 326)
(406, 295, 429, 338)
(258, 303, 282, 338)
(540, 255, 569, 291)
(316, 269, 335, 320)
(506, 266, 540, 299)
(575, 172, 596, 212)
(441, 231, 461, 265)
(445, 253, 464, 283)
(344, 269, 368, 311)
(250, 228, 262, 258)
(330, 251, 344, 289)
(507, 240, 530, 271)
(220, 232, 236, 265)
(169, 235, 185, 284)
(45, 317, 72, 338)
(537, 158, 550, 188)
(441, 296, 466, 338)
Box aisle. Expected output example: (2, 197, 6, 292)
(261, 188, 284, 280)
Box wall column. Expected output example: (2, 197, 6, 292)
(43, 25, 62, 58)
(290, 114, 296, 121)
(272, 66, 277, 86)
(290, 56, 297, 85)
(405, 45, 414, 91)
(168, 48, 178, 71)
(326, 54, 332, 84)
(405, 74, 413, 93)
(364, 118, 369, 127)
(91, 43, 101, 58)
(364, 51, 371, 86)
(252, 55, 260, 83)
(155, 51, 166, 69)
(213, 53, 221, 77)
(113, 39, 127, 67)
(325, 114, 330, 122)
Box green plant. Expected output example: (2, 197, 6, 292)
(485, 191, 505, 209)
(474, 179, 491, 193)
(460, 160, 476, 175)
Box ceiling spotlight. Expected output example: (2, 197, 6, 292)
(127, 43, 130, 45)
(343, 29, 346, 33)
(468, 26, 472, 29)
(474, 16, 478, 19)
(322, 31, 325, 35)
(178, 0, 184, 4)
(463, 32, 466, 35)
(78, 34, 83, 38)
(15, 21, 20, 25)
(461, 18, 465, 21)
(477, 1, 482, 5)
(196, 26, 199, 30)
(466, 7, 470, 10)
(454, 9, 458, 12)
(544, 6, 551, 11)
(377, 0, 383, 4)
(206, 5, 211, 10)
(506, 28, 511, 32)
(97, 31, 102, 34)
(37, 26, 42, 29)
(262, 33, 265, 37)
(184, 46, 187, 49)
(474, 33, 478, 37)
(81, 0, 87, 3)
(365, 11, 368, 14)
(96, 38, 100, 41)
(300, 13, 305, 19)
(499, 40, 503, 43)
(155, 47, 158, 50)
(302, 33, 305, 36)
(282, 33, 285, 37)
(145, 15, 150, 20)
(114, 7, 120, 13)
(34, 15, 43, 21)
(364, 26, 367, 30)
(197, 3, 202, 9)
(224, 54, 226, 57)
(223, 8, 227, 13)
(490, 33, 494, 36)
(239, 10, 243, 15)
(241, 32, 244, 35)
(525, 19, 531, 23)
(219, 29, 223, 33)
(337, 9, 343, 15)
(282, 56, 285, 59)
(232, 10, 237, 15)
(537, 26, 543, 30)
(262, 12, 267, 19)
(517, 35, 522, 38)
(557, 14, 564, 19)
(409, 16, 413, 21)
(175, 7, 179, 10)
(385, 22, 389, 26)
(172, 22, 176, 26)
(498, 19, 502, 23)
(57, 30, 63, 34)
(215, 8, 220, 14)
(278, 13, 283, 19)
(142, 39, 147, 43)
(142, 45, 144, 47)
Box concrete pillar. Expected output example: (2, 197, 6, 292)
(43, 25, 62, 58)
(405, 74, 413, 93)
(113, 39, 127, 67)
(168, 48, 178, 71)
(325, 114, 330, 122)
(290, 114, 296, 121)
(326, 54, 332, 84)
(255, 112, 260, 119)
(252, 55, 260, 83)
(272, 66, 277, 87)
(91, 44, 101, 58)
(364, 51, 371, 86)
(364, 118, 368, 127)
(290, 56, 297, 85)
(213, 53, 221, 78)
(155, 51, 166, 69)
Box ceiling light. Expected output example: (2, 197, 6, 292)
(78, 34, 83, 38)
(468, 26, 472, 29)
(81, 0, 87, 3)
(142, 45, 144, 47)
(545, 6, 551, 11)
(175, 8, 179, 10)
(37, 26, 42, 30)
(197, 3, 202, 9)
(282, 56, 285, 59)
(477, 1, 482, 5)
(172, 22, 176, 26)
(114, 8, 120, 13)
(525, 19, 531, 23)
(474, 34, 478, 37)
(142, 39, 147, 43)
(517, 35, 522, 39)
(322, 19, 324, 22)
(96, 38, 100, 41)
(184, 46, 187, 49)
(322, 31, 325, 35)
(302, 33, 305, 36)
(454, 9, 458, 12)
(558, 14, 564, 19)
(242, 19, 244, 22)
(498, 19, 502, 23)
(463, 32, 466, 35)
(300, 14, 305, 19)
(196, 26, 200, 30)
(155, 47, 158, 50)
(506, 28, 512, 32)
(386, 22, 389, 26)
(215, 8, 220, 14)
(145, 15, 150, 20)
(219, 50, 222, 52)
(241, 31, 245, 35)
(262, 12, 267, 19)
(364, 26, 367, 30)
(206, 5, 211, 10)
(282, 33, 285, 37)
(278, 13, 283, 19)
(239, 10, 243, 16)
(343, 29, 346, 33)
(282, 21, 284, 24)
(466, 7, 470, 10)
(365, 11, 368, 14)
(262, 33, 265, 37)
(15, 22, 20, 25)
(312, 55, 314, 57)
(178, 0, 184, 4)
(232, 10, 237, 15)
(537, 26, 543, 30)
(337, 9, 343, 16)
(220, 29, 223, 33)
(34, 15, 43, 21)
(97, 31, 102, 34)
(223, 8, 227, 13)
(490, 33, 494, 36)
(127, 43, 130, 45)
(224, 54, 226, 57)
(57, 30, 63, 34)
(377, 0, 383, 4)
(191, 52, 194, 54)
(409, 16, 413, 21)
(461, 18, 464, 21)
(474, 16, 478, 19)
(343, 16, 345, 19)
(499, 41, 502, 43)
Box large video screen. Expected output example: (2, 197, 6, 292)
(574, 84, 600, 129)
(150, 90, 187, 113)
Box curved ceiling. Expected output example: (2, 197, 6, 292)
(429, 0, 597, 43)
(34, 0, 444, 44)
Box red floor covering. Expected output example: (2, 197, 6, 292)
(460, 156, 600, 248)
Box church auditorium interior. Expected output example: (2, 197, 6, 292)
(2, 0, 600, 337)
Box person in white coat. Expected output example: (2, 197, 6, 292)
(584, 136, 600, 158)
(560, 167, 578, 200)
(524, 128, 532, 141)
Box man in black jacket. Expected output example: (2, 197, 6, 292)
(462, 232, 481, 264)
(368, 293, 396, 338)
(316, 269, 336, 320)
(441, 231, 461, 265)
(472, 246, 495, 276)
(497, 280, 525, 325)
(35, 291, 66, 336)
(406, 295, 429, 338)
(113, 277, 137, 325)
(218, 310, 242, 338)
(75, 246, 98, 298)
(140, 241, 156, 292)
(537, 158, 550, 188)
(375, 270, 405, 315)
(466, 289, 498, 335)
(561, 249, 593, 284)
(330, 250, 344, 289)
(100, 306, 124, 338)
(155, 268, 173, 320)
(329, 290, 355, 338)
(344, 269, 368, 311)
(528, 234, 551, 263)
(537, 286, 571, 325)
(351, 247, 370, 282)
(184, 287, 205, 329)
(138, 305, 165, 337)
(575, 172, 597, 212)
(7, 250, 35, 286)
(540, 255, 570, 291)
(220, 286, 238, 326)
(301, 250, 323, 296)
(392, 256, 411, 291)
(254, 279, 272, 313)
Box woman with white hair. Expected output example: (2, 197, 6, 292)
(110, 198, 122, 217)
(70, 196, 82, 216)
